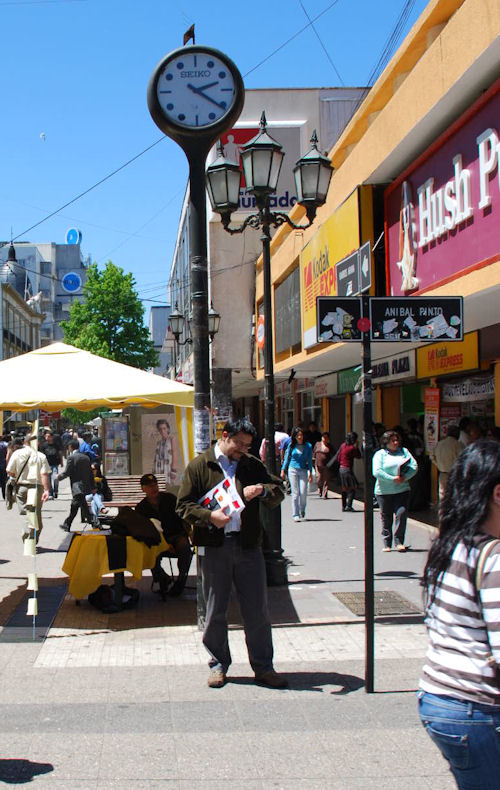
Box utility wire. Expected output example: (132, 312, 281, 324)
(298, 0, 344, 85)
(243, 0, 341, 79)
(0, 135, 166, 250)
(365, 0, 417, 85)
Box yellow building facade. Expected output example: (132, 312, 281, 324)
(255, 0, 500, 445)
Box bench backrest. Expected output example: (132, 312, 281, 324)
(106, 474, 168, 505)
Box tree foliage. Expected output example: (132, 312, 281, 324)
(61, 261, 158, 370)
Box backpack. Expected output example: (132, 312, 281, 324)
(88, 583, 139, 613)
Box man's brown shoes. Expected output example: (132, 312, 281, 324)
(207, 668, 227, 688)
(255, 670, 288, 689)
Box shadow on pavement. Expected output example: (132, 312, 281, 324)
(228, 670, 364, 694)
(0, 759, 53, 784)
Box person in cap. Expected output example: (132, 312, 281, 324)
(136, 473, 192, 597)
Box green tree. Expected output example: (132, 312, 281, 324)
(61, 261, 159, 370)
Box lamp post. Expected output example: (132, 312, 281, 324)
(170, 300, 221, 379)
(206, 113, 333, 584)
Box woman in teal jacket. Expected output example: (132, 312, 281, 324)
(281, 426, 313, 521)
(372, 430, 417, 552)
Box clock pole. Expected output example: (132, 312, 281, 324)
(148, 45, 245, 628)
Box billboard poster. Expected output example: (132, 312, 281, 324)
(424, 387, 440, 453)
(141, 407, 194, 485)
(385, 80, 500, 295)
(301, 189, 362, 348)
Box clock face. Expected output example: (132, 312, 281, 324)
(156, 50, 237, 130)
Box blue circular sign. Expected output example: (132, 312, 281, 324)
(62, 272, 82, 293)
(65, 227, 82, 245)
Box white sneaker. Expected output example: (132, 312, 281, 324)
(293, 516, 300, 522)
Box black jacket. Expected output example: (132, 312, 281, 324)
(136, 488, 189, 541)
(59, 451, 94, 496)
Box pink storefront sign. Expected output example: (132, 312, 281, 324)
(385, 79, 500, 296)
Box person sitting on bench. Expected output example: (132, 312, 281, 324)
(136, 473, 192, 597)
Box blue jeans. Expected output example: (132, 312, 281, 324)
(288, 467, 308, 518)
(86, 492, 103, 522)
(417, 691, 500, 789)
(49, 466, 59, 498)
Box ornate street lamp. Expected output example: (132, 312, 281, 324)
(206, 112, 333, 585)
(170, 301, 220, 345)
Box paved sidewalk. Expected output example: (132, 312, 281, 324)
(0, 483, 455, 789)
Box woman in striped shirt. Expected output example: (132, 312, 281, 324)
(418, 439, 500, 789)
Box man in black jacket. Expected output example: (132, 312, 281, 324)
(176, 417, 287, 690)
(58, 439, 96, 531)
(136, 474, 192, 597)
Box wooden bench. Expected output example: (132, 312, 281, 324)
(103, 474, 168, 509)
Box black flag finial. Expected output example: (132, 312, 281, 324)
(183, 24, 195, 46)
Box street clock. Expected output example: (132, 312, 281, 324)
(147, 45, 244, 150)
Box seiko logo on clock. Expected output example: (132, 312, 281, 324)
(180, 70, 211, 78)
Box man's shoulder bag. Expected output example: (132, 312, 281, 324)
(5, 454, 31, 510)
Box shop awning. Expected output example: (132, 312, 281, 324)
(0, 342, 194, 411)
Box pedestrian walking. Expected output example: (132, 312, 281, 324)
(58, 439, 96, 532)
(281, 426, 313, 521)
(6, 433, 50, 543)
(312, 431, 334, 498)
(0, 434, 8, 500)
(337, 432, 361, 512)
(258, 422, 288, 467)
(431, 423, 463, 501)
(418, 439, 500, 789)
(176, 417, 287, 689)
(40, 429, 63, 499)
(372, 430, 417, 551)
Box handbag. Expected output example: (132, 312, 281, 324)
(5, 454, 31, 511)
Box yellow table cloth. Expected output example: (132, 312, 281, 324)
(62, 532, 172, 599)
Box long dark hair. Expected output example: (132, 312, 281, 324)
(290, 426, 304, 450)
(422, 440, 500, 600)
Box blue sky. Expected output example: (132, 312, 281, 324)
(0, 0, 428, 318)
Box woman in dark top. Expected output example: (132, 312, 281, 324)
(313, 431, 334, 499)
(337, 432, 361, 512)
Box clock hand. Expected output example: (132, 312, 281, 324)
(187, 83, 225, 109)
(197, 81, 219, 92)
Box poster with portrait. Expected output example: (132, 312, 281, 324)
(141, 407, 193, 485)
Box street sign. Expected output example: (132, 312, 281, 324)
(335, 242, 372, 297)
(369, 296, 463, 342)
(359, 241, 372, 293)
(317, 297, 363, 342)
(336, 251, 359, 297)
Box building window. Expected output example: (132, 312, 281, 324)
(274, 266, 301, 358)
(301, 390, 321, 430)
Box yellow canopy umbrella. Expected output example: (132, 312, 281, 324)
(0, 342, 193, 411)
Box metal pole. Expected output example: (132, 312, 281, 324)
(260, 204, 287, 586)
(187, 151, 211, 630)
(188, 153, 211, 456)
(362, 293, 375, 693)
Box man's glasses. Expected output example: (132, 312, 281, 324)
(232, 438, 253, 451)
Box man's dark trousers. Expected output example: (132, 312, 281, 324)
(200, 536, 273, 675)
